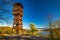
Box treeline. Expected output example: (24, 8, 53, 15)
(0, 23, 38, 36)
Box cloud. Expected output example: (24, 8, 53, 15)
(23, 23, 48, 30)
(23, 22, 30, 29)
(37, 24, 49, 29)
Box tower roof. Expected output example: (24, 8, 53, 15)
(14, 3, 23, 8)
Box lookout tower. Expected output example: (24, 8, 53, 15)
(13, 3, 23, 34)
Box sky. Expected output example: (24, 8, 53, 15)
(0, 0, 60, 29)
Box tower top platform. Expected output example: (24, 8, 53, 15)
(13, 3, 23, 8)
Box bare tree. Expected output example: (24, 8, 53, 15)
(0, 0, 23, 25)
(0, 0, 14, 25)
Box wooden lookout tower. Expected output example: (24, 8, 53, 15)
(13, 3, 23, 34)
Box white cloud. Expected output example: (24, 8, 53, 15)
(23, 23, 30, 29)
(37, 24, 49, 29)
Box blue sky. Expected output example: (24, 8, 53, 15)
(0, 0, 60, 29)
